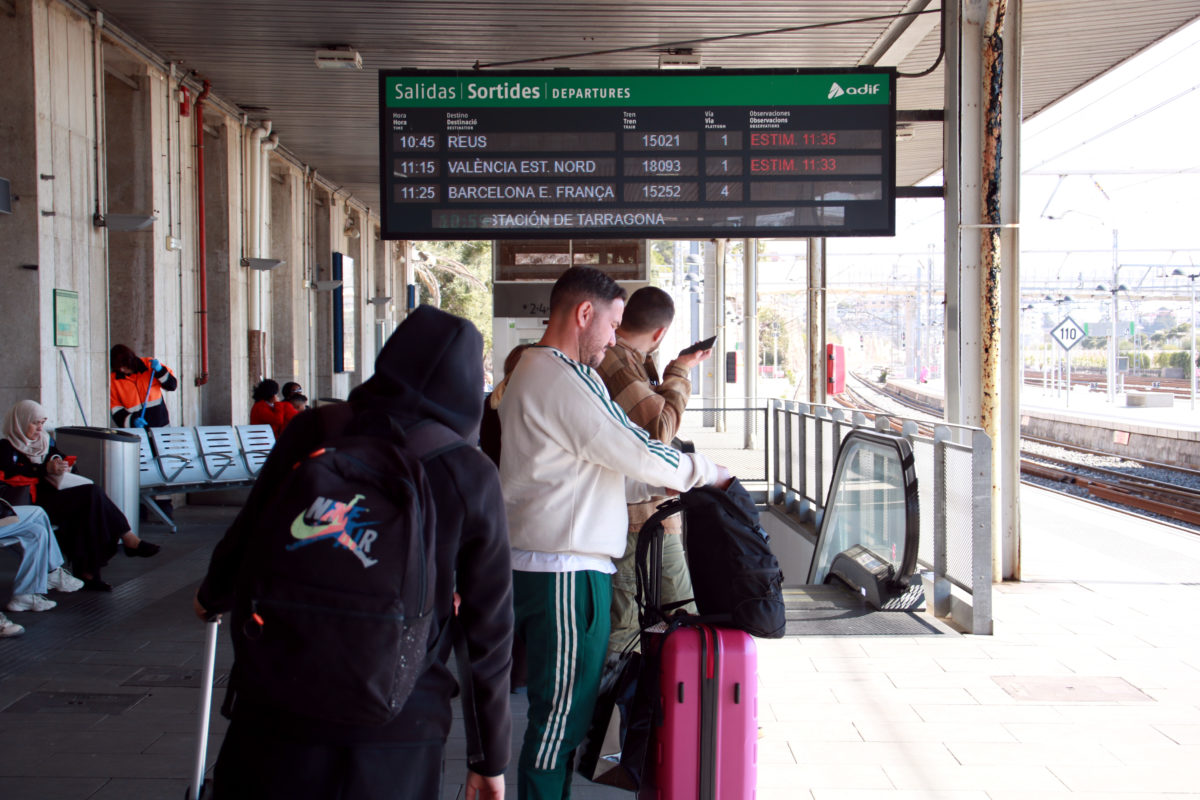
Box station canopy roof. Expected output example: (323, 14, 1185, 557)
(86, 0, 1200, 218)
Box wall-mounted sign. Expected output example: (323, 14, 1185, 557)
(379, 69, 896, 240)
(53, 289, 79, 347)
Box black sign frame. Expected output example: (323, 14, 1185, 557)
(379, 68, 897, 240)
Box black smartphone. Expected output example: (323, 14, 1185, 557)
(679, 335, 717, 356)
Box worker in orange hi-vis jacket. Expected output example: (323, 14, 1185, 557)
(109, 344, 178, 429)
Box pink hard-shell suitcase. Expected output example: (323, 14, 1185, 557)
(640, 624, 757, 799)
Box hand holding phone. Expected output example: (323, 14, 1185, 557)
(679, 335, 716, 356)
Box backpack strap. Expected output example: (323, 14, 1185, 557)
(400, 417, 485, 764)
(403, 418, 467, 462)
(316, 402, 466, 462)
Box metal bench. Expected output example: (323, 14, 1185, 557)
(235, 424, 275, 477)
(195, 426, 254, 483)
(135, 425, 276, 533)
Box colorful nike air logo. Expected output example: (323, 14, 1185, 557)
(289, 494, 379, 568)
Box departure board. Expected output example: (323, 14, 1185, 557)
(379, 69, 896, 240)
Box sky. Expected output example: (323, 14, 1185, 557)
(822, 17, 1200, 301)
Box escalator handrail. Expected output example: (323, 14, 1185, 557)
(805, 428, 920, 585)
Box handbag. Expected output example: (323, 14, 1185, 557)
(0, 498, 17, 528)
(577, 647, 654, 790)
(0, 474, 37, 505)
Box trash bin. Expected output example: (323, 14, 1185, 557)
(52, 426, 141, 537)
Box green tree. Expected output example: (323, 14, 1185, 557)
(413, 240, 493, 362)
(758, 306, 793, 373)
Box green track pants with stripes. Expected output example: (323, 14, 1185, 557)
(513, 569, 611, 800)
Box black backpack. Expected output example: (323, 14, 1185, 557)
(230, 404, 462, 726)
(637, 478, 787, 639)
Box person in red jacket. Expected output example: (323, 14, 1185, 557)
(249, 380, 288, 437)
(279, 381, 305, 426)
(110, 344, 178, 428)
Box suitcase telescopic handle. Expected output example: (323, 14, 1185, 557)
(635, 500, 681, 625)
(189, 618, 221, 800)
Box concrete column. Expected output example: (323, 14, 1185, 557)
(0, 0, 44, 415)
(944, 0, 983, 429)
(371, 230, 395, 360)
(104, 64, 156, 360)
(313, 189, 334, 400)
(269, 165, 300, 384)
(946, 0, 1019, 581)
(199, 113, 234, 425)
(743, 239, 758, 446)
(807, 238, 827, 404)
(1, 1, 110, 425)
(343, 208, 367, 383)
(999, 0, 1023, 580)
(710, 239, 726, 412)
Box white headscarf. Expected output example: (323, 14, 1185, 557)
(2, 399, 51, 464)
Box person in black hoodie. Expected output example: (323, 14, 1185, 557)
(194, 306, 513, 800)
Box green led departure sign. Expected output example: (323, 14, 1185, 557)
(384, 73, 891, 108)
(379, 69, 896, 240)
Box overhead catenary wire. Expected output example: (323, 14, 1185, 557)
(474, 8, 942, 70)
(1025, 82, 1200, 173)
(1024, 37, 1200, 145)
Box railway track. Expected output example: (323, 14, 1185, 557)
(1022, 370, 1195, 400)
(842, 373, 1200, 531)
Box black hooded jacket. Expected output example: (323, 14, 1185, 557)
(197, 306, 513, 776)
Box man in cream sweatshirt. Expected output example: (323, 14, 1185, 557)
(499, 266, 730, 800)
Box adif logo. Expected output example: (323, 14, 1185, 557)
(828, 81, 882, 99)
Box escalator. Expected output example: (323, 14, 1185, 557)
(781, 429, 953, 636)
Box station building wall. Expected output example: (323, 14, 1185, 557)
(0, 0, 408, 431)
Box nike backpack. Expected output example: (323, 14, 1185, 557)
(230, 404, 462, 726)
(637, 478, 787, 639)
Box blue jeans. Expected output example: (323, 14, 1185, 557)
(1, 506, 64, 595)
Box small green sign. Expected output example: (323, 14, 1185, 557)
(53, 289, 79, 347)
(385, 72, 891, 109)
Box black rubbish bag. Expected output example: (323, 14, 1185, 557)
(577, 649, 653, 790)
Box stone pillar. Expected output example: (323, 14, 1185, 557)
(0, 0, 44, 415)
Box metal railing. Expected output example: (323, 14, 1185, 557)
(675, 397, 993, 633)
(769, 400, 993, 634)
(677, 404, 770, 484)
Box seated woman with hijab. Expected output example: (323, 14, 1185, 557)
(0, 400, 160, 592)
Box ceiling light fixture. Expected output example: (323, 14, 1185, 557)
(241, 257, 285, 270)
(658, 49, 701, 69)
(97, 213, 158, 231)
(314, 47, 363, 71)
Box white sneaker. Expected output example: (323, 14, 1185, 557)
(7, 594, 57, 612)
(47, 567, 84, 593)
(0, 613, 25, 637)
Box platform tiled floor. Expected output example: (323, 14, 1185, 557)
(2, 484, 1199, 799)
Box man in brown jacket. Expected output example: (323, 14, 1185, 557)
(595, 286, 712, 657)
